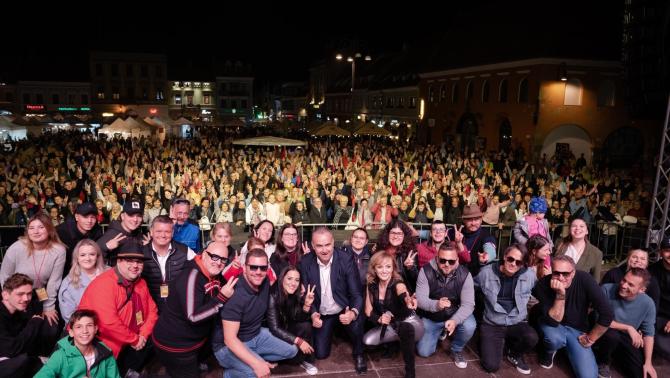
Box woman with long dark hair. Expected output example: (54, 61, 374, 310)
(525, 234, 553, 280)
(266, 266, 318, 375)
(555, 218, 603, 282)
(270, 224, 310, 277)
(376, 219, 419, 291)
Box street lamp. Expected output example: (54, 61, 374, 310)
(336, 52, 372, 93)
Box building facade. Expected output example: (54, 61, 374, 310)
(167, 80, 216, 122)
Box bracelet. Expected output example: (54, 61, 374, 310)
(556, 294, 566, 300)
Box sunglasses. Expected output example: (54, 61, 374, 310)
(552, 270, 573, 278)
(438, 258, 457, 266)
(205, 251, 228, 264)
(505, 256, 524, 267)
(247, 264, 269, 272)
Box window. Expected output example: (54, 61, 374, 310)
(174, 94, 182, 105)
(409, 97, 417, 108)
(81, 94, 88, 104)
(465, 80, 473, 102)
(112, 87, 120, 100)
(5, 93, 13, 102)
(126, 64, 134, 77)
(140, 65, 148, 77)
(564, 78, 582, 106)
(203, 95, 211, 105)
(141, 88, 147, 100)
(241, 99, 247, 108)
(52, 94, 59, 104)
(481, 80, 490, 103)
(428, 86, 435, 103)
(387, 97, 393, 108)
(597, 79, 615, 107)
(230, 100, 237, 109)
(68, 94, 75, 105)
(36, 94, 43, 104)
(23, 93, 30, 104)
(97, 87, 105, 100)
(95, 64, 102, 76)
(499, 79, 508, 103)
(451, 82, 459, 104)
(111, 64, 118, 77)
(440, 85, 447, 102)
(398, 96, 405, 108)
(156, 90, 164, 101)
(518, 78, 529, 103)
(187, 95, 193, 106)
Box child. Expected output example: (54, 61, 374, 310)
(35, 309, 120, 378)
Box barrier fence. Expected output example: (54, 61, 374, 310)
(0, 220, 652, 265)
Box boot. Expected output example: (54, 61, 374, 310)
(398, 322, 416, 378)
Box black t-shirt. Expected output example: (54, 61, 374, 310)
(649, 261, 670, 319)
(220, 276, 269, 342)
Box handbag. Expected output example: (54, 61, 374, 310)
(199, 214, 212, 231)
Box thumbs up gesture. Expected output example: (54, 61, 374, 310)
(339, 306, 355, 325)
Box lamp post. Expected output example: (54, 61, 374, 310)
(336, 52, 371, 124)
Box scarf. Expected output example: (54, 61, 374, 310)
(115, 268, 144, 334)
(194, 255, 222, 296)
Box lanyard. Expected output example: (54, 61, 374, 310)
(32, 249, 48, 287)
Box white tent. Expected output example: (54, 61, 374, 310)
(169, 117, 194, 138)
(144, 116, 173, 142)
(0, 116, 27, 141)
(170, 117, 193, 126)
(98, 117, 133, 138)
(124, 117, 153, 138)
(232, 136, 307, 147)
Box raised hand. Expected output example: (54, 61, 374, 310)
(404, 251, 417, 268)
(304, 284, 316, 308)
(220, 277, 238, 298)
(453, 225, 464, 244)
(105, 233, 127, 251)
(405, 293, 418, 310)
(311, 313, 323, 328)
(302, 241, 311, 254)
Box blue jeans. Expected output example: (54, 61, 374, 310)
(416, 315, 476, 357)
(540, 323, 597, 378)
(214, 327, 298, 378)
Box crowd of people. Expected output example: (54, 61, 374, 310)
(0, 129, 664, 378)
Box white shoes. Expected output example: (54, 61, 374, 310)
(300, 361, 318, 375)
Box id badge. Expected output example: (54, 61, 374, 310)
(160, 284, 169, 298)
(36, 287, 48, 302)
(135, 311, 144, 325)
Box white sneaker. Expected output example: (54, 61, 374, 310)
(300, 361, 318, 375)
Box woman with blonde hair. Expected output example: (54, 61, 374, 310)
(58, 239, 109, 324)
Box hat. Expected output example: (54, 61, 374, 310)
(528, 197, 548, 214)
(122, 200, 144, 215)
(75, 202, 97, 216)
(661, 235, 670, 249)
(461, 204, 484, 219)
(116, 241, 147, 261)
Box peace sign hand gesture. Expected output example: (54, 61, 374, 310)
(220, 277, 239, 299)
(404, 293, 418, 310)
(404, 251, 417, 268)
(304, 284, 316, 308)
(453, 225, 464, 244)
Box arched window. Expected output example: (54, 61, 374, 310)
(518, 77, 529, 103)
(597, 79, 615, 107)
(451, 82, 459, 104)
(428, 86, 435, 103)
(499, 118, 512, 152)
(440, 84, 447, 102)
(481, 80, 490, 103)
(499, 79, 508, 103)
(465, 80, 473, 102)
(564, 78, 582, 105)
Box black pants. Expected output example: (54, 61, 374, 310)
(479, 322, 538, 373)
(397, 322, 417, 378)
(155, 346, 199, 378)
(288, 320, 315, 364)
(313, 313, 364, 359)
(594, 329, 644, 378)
(0, 354, 41, 378)
(117, 339, 154, 376)
(656, 316, 670, 360)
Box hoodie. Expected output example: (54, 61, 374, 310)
(34, 336, 120, 378)
(96, 220, 144, 266)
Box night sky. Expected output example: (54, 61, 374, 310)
(0, 0, 623, 84)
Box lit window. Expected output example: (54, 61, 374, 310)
(564, 78, 582, 106)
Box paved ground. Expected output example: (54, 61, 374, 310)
(146, 332, 670, 377)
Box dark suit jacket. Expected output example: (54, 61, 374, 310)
(299, 248, 363, 314)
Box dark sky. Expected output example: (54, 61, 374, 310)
(0, 0, 623, 84)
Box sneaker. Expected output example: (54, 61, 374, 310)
(597, 363, 611, 378)
(300, 361, 318, 376)
(439, 329, 448, 341)
(539, 350, 556, 369)
(507, 353, 531, 375)
(452, 351, 467, 368)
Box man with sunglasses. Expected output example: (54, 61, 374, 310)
(416, 241, 476, 369)
(171, 198, 202, 253)
(153, 241, 237, 378)
(214, 248, 297, 378)
(141, 215, 195, 313)
(532, 255, 613, 378)
(474, 244, 538, 374)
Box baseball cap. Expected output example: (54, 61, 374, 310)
(75, 202, 97, 216)
(122, 200, 144, 215)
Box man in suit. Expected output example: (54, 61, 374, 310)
(299, 227, 366, 374)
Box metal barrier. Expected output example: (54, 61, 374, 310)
(0, 221, 649, 264)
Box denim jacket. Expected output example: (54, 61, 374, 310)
(474, 263, 536, 326)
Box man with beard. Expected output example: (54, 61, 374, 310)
(57, 202, 103, 277)
(448, 204, 497, 276)
(97, 200, 147, 266)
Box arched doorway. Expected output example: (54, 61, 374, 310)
(499, 118, 512, 152)
(457, 112, 478, 153)
(541, 124, 592, 163)
(602, 127, 644, 168)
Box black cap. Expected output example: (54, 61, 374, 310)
(116, 241, 148, 261)
(75, 202, 97, 216)
(122, 200, 144, 215)
(661, 235, 670, 249)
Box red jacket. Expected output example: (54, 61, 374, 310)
(78, 269, 158, 357)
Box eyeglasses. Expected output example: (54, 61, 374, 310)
(247, 264, 269, 272)
(505, 256, 524, 267)
(438, 258, 457, 265)
(551, 270, 573, 278)
(283, 232, 298, 238)
(205, 251, 228, 264)
(432, 228, 447, 234)
(389, 231, 404, 237)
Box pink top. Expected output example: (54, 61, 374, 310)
(525, 215, 548, 239)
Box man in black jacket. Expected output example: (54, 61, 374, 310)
(142, 215, 194, 312)
(299, 227, 366, 374)
(97, 199, 147, 266)
(56, 202, 103, 277)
